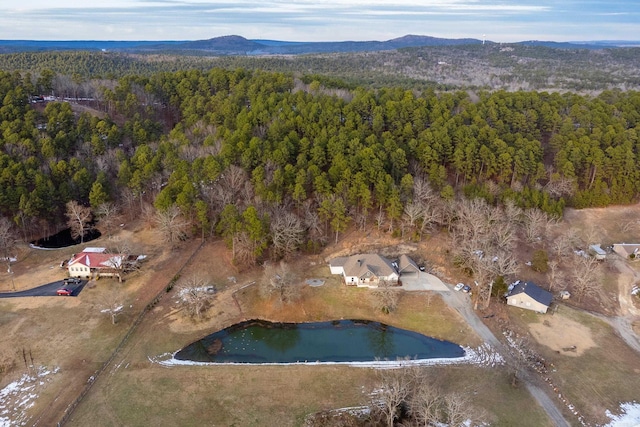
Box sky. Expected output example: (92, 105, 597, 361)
(0, 1, 638, 43)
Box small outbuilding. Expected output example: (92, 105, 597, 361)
(589, 244, 607, 260)
(506, 281, 553, 314)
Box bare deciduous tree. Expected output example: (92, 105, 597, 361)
(100, 289, 125, 325)
(410, 378, 441, 426)
(260, 261, 300, 304)
(442, 392, 479, 427)
(214, 165, 250, 208)
(371, 280, 400, 314)
(373, 368, 414, 427)
(302, 199, 325, 243)
(402, 202, 423, 233)
(270, 211, 304, 260)
(233, 231, 259, 266)
(104, 238, 140, 283)
(522, 208, 553, 244)
(580, 225, 601, 247)
(551, 227, 581, 259)
(452, 199, 520, 309)
(176, 276, 216, 321)
(154, 205, 190, 246)
(544, 175, 576, 198)
(375, 207, 386, 232)
(547, 259, 564, 292)
(374, 366, 487, 427)
(0, 217, 17, 275)
(572, 256, 602, 302)
(65, 201, 92, 243)
(95, 202, 121, 237)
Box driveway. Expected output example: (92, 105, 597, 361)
(437, 286, 570, 427)
(0, 280, 86, 298)
(399, 271, 449, 291)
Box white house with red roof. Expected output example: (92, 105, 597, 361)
(67, 248, 124, 279)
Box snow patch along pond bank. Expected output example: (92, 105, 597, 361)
(148, 343, 504, 368)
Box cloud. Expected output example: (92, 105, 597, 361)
(0, 0, 636, 42)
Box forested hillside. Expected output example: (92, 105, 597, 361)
(2, 68, 640, 256)
(1, 43, 640, 92)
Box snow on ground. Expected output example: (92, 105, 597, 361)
(0, 366, 59, 427)
(148, 343, 504, 368)
(602, 402, 640, 427)
(100, 305, 123, 313)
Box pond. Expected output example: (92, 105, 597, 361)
(174, 319, 465, 364)
(31, 227, 101, 249)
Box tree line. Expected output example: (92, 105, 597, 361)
(2, 45, 640, 92)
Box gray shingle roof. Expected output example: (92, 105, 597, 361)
(342, 254, 397, 278)
(508, 281, 553, 307)
(397, 254, 419, 273)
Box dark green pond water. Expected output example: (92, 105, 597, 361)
(174, 319, 465, 364)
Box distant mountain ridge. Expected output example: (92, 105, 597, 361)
(0, 34, 636, 55)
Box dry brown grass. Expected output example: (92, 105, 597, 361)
(508, 304, 640, 426)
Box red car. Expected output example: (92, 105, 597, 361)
(56, 288, 73, 296)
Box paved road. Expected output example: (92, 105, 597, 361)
(0, 280, 86, 298)
(437, 286, 571, 427)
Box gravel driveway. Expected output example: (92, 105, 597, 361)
(437, 286, 570, 427)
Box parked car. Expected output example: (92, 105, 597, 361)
(56, 288, 73, 296)
(462, 285, 472, 293)
(454, 283, 465, 291)
(63, 277, 81, 285)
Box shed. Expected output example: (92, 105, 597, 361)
(589, 244, 607, 260)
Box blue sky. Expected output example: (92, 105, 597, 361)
(1, 1, 638, 42)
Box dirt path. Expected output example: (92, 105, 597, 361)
(439, 290, 571, 427)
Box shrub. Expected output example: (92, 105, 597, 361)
(531, 250, 549, 273)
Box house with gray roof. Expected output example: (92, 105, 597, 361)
(612, 243, 640, 259)
(506, 281, 553, 314)
(329, 254, 400, 287)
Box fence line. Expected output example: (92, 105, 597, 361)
(55, 240, 205, 427)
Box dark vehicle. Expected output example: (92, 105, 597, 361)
(462, 285, 472, 293)
(63, 277, 81, 285)
(56, 288, 73, 296)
